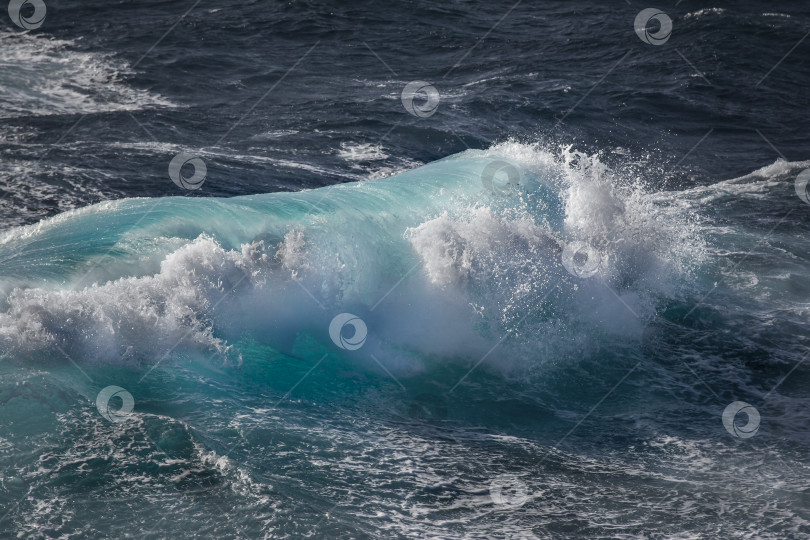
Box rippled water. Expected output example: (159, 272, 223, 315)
(1, 1, 810, 538)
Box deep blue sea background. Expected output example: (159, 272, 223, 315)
(1, 1, 810, 538)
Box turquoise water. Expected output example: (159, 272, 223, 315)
(2, 143, 810, 538)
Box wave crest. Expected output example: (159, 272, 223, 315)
(0, 142, 707, 375)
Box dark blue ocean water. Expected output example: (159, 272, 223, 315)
(1, 1, 810, 538)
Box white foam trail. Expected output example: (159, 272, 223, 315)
(0, 31, 173, 118)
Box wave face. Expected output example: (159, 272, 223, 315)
(3, 142, 810, 538)
(0, 142, 700, 368)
